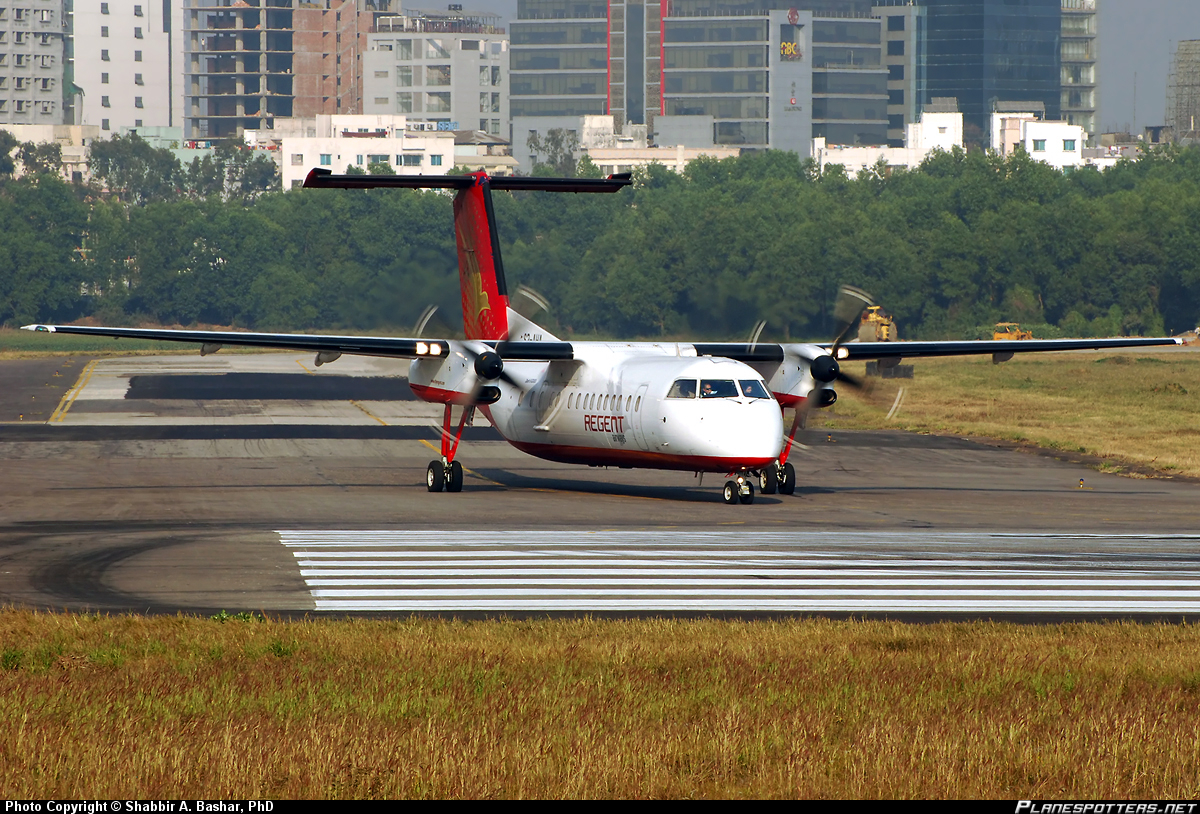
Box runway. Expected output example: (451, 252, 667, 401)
(283, 530, 1200, 614)
(1, 351, 1197, 619)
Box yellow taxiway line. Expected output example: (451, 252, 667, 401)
(350, 400, 388, 426)
(48, 359, 98, 423)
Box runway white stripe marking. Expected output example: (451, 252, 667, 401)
(278, 530, 1200, 613)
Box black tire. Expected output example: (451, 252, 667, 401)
(722, 481, 738, 504)
(446, 460, 464, 492)
(759, 467, 778, 495)
(739, 481, 755, 504)
(778, 462, 796, 495)
(426, 461, 445, 493)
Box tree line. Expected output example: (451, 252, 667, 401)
(2, 132, 1199, 341)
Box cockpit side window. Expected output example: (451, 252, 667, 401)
(699, 379, 739, 398)
(739, 379, 771, 399)
(666, 379, 697, 399)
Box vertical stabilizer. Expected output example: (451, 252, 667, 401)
(453, 173, 510, 340)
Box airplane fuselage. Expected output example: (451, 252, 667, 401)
(409, 342, 785, 473)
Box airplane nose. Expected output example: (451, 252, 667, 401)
(702, 401, 783, 462)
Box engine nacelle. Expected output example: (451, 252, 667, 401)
(810, 355, 839, 383)
(409, 350, 504, 405)
(812, 388, 837, 408)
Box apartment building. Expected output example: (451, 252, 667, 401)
(362, 8, 508, 137)
(182, 0, 372, 140)
(73, 0, 174, 133)
(0, 0, 67, 125)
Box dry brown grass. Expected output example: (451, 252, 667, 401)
(3, 611, 1200, 798)
(825, 352, 1200, 479)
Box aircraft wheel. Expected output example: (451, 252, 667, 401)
(739, 481, 755, 505)
(426, 461, 445, 493)
(778, 462, 796, 495)
(722, 481, 738, 504)
(759, 467, 778, 495)
(446, 460, 464, 492)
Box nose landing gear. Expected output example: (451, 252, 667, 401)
(722, 474, 755, 505)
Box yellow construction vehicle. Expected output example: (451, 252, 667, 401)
(993, 322, 1034, 341)
(858, 305, 898, 342)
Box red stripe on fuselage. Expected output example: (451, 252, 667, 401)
(506, 439, 774, 473)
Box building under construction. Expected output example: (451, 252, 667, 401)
(183, 0, 392, 140)
(1167, 40, 1200, 143)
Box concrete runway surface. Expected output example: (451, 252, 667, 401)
(0, 352, 1197, 619)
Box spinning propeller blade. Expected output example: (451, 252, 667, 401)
(830, 284, 873, 351)
(796, 285, 876, 429)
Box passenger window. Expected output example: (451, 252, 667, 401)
(739, 379, 771, 399)
(700, 380, 738, 398)
(666, 379, 697, 399)
(635, 396, 641, 411)
(626, 395, 632, 411)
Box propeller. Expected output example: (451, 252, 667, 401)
(514, 284, 551, 318)
(796, 284, 875, 429)
(458, 341, 532, 405)
(413, 304, 458, 339)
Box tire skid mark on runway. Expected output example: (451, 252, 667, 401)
(279, 530, 1200, 613)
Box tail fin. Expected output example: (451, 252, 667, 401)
(301, 169, 632, 342)
(453, 173, 509, 340)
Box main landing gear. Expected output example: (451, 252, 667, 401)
(427, 459, 464, 493)
(759, 461, 796, 495)
(427, 404, 472, 493)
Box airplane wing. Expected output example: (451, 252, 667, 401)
(695, 336, 1183, 363)
(832, 337, 1184, 359)
(18, 324, 574, 362)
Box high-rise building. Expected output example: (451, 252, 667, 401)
(510, 0, 893, 152)
(873, 3, 926, 146)
(509, 0, 607, 120)
(917, 0, 1061, 142)
(1060, 0, 1097, 138)
(73, 1, 175, 134)
(1167, 40, 1200, 142)
(182, 0, 372, 140)
(362, 8, 508, 137)
(0, 1, 68, 125)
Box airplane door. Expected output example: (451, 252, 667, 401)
(631, 384, 650, 451)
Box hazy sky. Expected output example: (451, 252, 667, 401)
(465, 0, 1200, 133)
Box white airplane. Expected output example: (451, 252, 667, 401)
(23, 170, 1183, 504)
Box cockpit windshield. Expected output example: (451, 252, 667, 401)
(699, 380, 739, 398)
(739, 379, 770, 399)
(666, 379, 697, 399)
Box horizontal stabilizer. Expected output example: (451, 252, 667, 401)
(304, 168, 631, 193)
